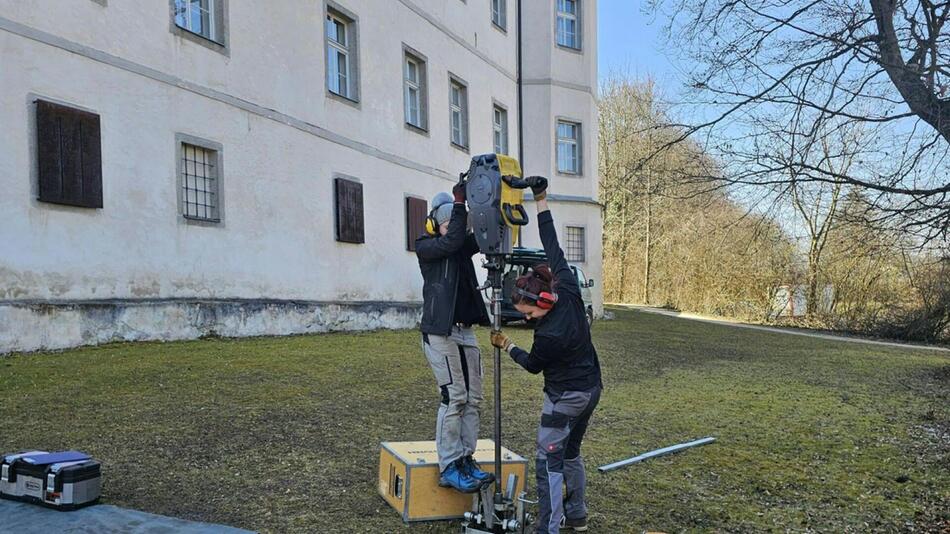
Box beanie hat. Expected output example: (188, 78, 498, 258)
(432, 192, 455, 225)
(435, 202, 454, 225)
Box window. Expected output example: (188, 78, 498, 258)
(404, 51, 427, 130)
(493, 105, 509, 155)
(177, 138, 222, 222)
(326, 6, 358, 101)
(449, 77, 469, 149)
(556, 0, 580, 49)
(173, 0, 225, 45)
(492, 0, 507, 30)
(556, 120, 581, 174)
(335, 177, 364, 243)
(565, 226, 586, 262)
(405, 196, 428, 251)
(36, 100, 103, 209)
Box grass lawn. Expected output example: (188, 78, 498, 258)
(1, 307, 948, 533)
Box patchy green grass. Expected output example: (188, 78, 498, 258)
(1, 307, 948, 533)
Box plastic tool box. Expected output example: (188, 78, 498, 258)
(1, 450, 101, 510)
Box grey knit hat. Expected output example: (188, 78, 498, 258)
(432, 192, 455, 225)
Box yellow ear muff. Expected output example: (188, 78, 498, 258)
(424, 209, 439, 236)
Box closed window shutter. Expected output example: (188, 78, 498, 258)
(36, 100, 102, 208)
(406, 197, 428, 251)
(335, 177, 364, 244)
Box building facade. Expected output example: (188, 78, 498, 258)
(0, 0, 601, 353)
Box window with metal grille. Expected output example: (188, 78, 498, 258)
(557, 120, 581, 174)
(36, 100, 103, 209)
(173, 0, 224, 44)
(180, 142, 220, 222)
(335, 177, 364, 244)
(492, 0, 507, 30)
(565, 226, 586, 262)
(406, 196, 428, 251)
(556, 0, 580, 49)
(404, 52, 427, 130)
(326, 7, 358, 101)
(449, 77, 468, 149)
(493, 105, 509, 154)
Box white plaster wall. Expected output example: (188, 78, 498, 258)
(0, 0, 520, 183)
(0, 1, 604, 350)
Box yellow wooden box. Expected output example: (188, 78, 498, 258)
(378, 439, 528, 522)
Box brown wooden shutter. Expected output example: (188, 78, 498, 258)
(335, 177, 364, 244)
(406, 196, 428, 251)
(36, 100, 102, 208)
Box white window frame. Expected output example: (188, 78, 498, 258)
(170, 0, 228, 52)
(403, 48, 428, 131)
(491, 0, 507, 31)
(493, 104, 509, 155)
(449, 75, 469, 150)
(556, 119, 581, 175)
(556, 0, 581, 50)
(565, 225, 586, 262)
(325, 3, 360, 103)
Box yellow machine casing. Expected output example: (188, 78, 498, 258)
(378, 439, 528, 523)
(497, 154, 524, 246)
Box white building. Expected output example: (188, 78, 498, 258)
(0, 0, 601, 353)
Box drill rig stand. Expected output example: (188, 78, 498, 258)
(460, 154, 533, 534)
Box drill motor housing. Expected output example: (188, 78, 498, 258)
(465, 154, 529, 257)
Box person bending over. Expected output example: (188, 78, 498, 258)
(491, 177, 603, 533)
(416, 183, 494, 493)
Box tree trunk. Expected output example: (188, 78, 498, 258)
(643, 172, 653, 304)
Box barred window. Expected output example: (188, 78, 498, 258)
(179, 142, 220, 222)
(565, 226, 586, 262)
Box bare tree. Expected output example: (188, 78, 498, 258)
(647, 0, 950, 244)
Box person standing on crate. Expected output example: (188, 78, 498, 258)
(416, 183, 495, 494)
(490, 177, 603, 533)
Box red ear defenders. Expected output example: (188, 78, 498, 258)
(515, 287, 556, 309)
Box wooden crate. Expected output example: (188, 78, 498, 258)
(378, 439, 528, 522)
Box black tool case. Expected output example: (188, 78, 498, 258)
(1, 451, 101, 510)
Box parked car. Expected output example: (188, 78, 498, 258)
(487, 247, 596, 326)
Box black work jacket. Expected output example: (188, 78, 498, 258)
(415, 203, 491, 335)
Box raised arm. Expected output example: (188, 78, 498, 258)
(415, 203, 467, 261)
(535, 197, 579, 294)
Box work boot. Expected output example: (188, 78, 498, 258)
(438, 459, 480, 493)
(562, 516, 588, 531)
(462, 455, 496, 487)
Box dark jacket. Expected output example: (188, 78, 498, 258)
(509, 210, 602, 393)
(416, 203, 491, 335)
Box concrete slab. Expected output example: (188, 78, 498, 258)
(0, 499, 254, 533)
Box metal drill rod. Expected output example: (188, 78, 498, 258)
(490, 268, 503, 501)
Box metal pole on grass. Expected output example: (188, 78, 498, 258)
(598, 437, 716, 473)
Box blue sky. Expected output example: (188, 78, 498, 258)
(597, 0, 681, 89)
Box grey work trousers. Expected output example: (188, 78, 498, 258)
(535, 385, 601, 534)
(422, 326, 483, 473)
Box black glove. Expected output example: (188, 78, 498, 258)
(452, 182, 466, 203)
(525, 176, 548, 201)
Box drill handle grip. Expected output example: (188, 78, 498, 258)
(503, 203, 529, 226)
